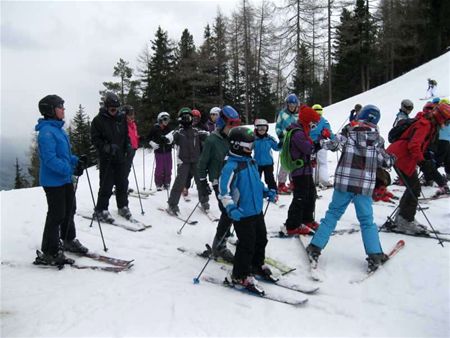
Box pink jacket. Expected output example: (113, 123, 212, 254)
(127, 120, 139, 150)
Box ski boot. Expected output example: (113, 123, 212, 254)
(118, 206, 132, 220)
(34, 249, 75, 268)
(93, 210, 115, 223)
(280, 224, 315, 236)
(230, 275, 265, 295)
(167, 204, 180, 216)
(63, 239, 88, 254)
(253, 264, 278, 282)
(392, 214, 429, 235)
(366, 253, 389, 273)
(305, 243, 321, 267)
(200, 202, 210, 213)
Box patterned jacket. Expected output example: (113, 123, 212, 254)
(321, 122, 393, 196)
(275, 108, 297, 140)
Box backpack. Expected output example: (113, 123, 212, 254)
(388, 118, 417, 143)
(280, 128, 305, 172)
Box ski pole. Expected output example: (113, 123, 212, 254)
(131, 162, 145, 215)
(263, 200, 270, 216)
(85, 166, 108, 252)
(394, 166, 444, 247)
(142, 147, 146, 190)
(63, 175, 80, 242)
(193, 223, 233, 284)
(149, 153, 155, 191)
(177, 200, 200, 235)
(89, 158, 112, 228)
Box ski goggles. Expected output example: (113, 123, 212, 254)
(226, 118, 241, 127)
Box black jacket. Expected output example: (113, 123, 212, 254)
(147, 123, 173, 153)
(91, 108, 130, 163)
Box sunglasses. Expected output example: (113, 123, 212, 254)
(256, 125, 268, 130)
(404, 106, 413, 111)
(161, 117, 170, 122)
(55, 104, 65, 109)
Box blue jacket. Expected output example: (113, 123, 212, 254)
(35, 119, 78, 187)
(219, 154, 266, 218)
(439, 123, 450, 141)
(310, 116, 334, 142)
(253, 134, 279, 166)
(275, 108, 297, 140)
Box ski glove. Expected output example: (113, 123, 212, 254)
(263, 188, 278, 203)
(164, 131, 174, 144)
(321, 128, 331, 139)
(226, 204, 243, 221)
(149, 141, 159, 150)
(73, 162, 84, 177)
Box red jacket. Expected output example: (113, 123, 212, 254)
(386, 117, 435, 176)
(127, 120, 139, 150)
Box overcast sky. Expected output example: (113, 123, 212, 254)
(1, 0, 244, 143)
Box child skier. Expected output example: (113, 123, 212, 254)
(219, 126, 277, 291)
(305, 104, 396, 272)
(280, 105, 322, 236)
(147, 112, 173, 191)
(166, 107, 209, 215)
(393, 99, 414, 127)
(253, 119, 279, 190)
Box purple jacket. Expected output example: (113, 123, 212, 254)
(288, 122, 314, 177)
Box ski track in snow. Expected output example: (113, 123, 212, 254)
(1, 52, 450, 337)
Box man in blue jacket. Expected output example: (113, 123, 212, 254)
(34, 94, 88, 267)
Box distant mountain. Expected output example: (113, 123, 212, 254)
(0, 136, 31, 190)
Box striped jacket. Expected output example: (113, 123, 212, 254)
(321, 122, 394, 196)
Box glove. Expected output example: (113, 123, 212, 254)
(313, 142, 321, 153)
(78, 154, 88, 169)
(321, 128, 331, 139)
(125, 144, 134, 159)
(277, 140, 283, 149)
(149, 141, 160, 150)
(265, 189, 278, 203)
(198, 179, 212, 196)
(226, 204, 243, 221)
(73, 161, 84, 177)
(164, 132, 174, 144)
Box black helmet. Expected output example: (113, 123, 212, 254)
(178, 107, 193, 127)
(104, 92, 120, 108)
(228, 126, 255, 156)
(122, 105, 135, 115)
(38, 94, 64, 118)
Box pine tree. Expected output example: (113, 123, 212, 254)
(69, 105, 93, 165)
(14, 158, 28, 189)
(28, 134, 40, 187)
(100, 58, 138, 105)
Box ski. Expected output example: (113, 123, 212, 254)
(380, 228, 450, 242)
(199, 208, 220, 222)
(350, 240, 405, 284)
(253, 274, 319, 294)
(419, 193, 450, 202)
(128, 192, 149, 199)
(33, 250, 133, 273)
(77, 212, 151, 232)
(157, 207, 198, 225)
(298, 235, 323, 282)
(71, 252, 134, 267)
(201, 275, 308, 306)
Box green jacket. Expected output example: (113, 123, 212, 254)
(197, 130, 229, 185)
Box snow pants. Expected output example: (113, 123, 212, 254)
(311, 189, 383, 255)
(96, 158, 129, 211)
(232, 213, 268, 279)
(125, 148, 136, 184)
(436, 140, 450, 175)
(42, 183, 76, 255)
(285, 175, 316, 230)
(168, 162, 208, 207)
(313, 149, 330, 185)
(211, 184, 233, 251)
(154, 151, 172, 188)
(258, 164, 277, 190)
(398, 170, 421, 222)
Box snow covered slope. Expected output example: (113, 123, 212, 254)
(1, 53, 449, 337)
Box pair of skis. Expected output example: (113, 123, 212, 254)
(33, 250, 134, 273)
(77, 212, 152, 232)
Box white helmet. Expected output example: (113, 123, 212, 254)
(157, 112, 170, 122)
(209, 107, 221, 116)
(254, 118, 268, 127)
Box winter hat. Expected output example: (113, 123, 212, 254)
(298, 105, 321, 134)
(432, 103, 450, 126)
(312, 104, 323, 115)
(357, 104, 381, 125)
(38, 94, 64, 118)
(422, 101, 437, 114)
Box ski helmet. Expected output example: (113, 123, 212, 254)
(357, 104, 381, 125)
(228, 126, 255, 156)
(312, 104, 323, 115)
(432, 103, 450, 126)
(191, 109, 201, 118)
(122, 105, 135, 116)
(38, 94, 64, 118)
(104, 92, 120, 108)
(440, 98, 450, 104)
(178, 107, 193, 127)
(209, 107, 221, 116)
(157, 112, 170, 122)
(216, 105, 241, 129)
(254, 118, 269, 135)
(400, 99, 414, 113)
(285, 94, 299, 106)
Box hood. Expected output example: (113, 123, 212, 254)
(347, 124, 381, 148)
(35, 118, 65, 132)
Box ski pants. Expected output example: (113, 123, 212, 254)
(313, 149, 329, 185)
(211, 184, 233, 251)
(154, 151, 172, 187)
(125, 148, 136, 184)
(96, 158, 129, 211)
(285, 175, 316, 230)
(258, 164, 277, 190)
(436, 140, 450, 175)
(42, 183, 77, 255)
(311, 189, 383, 255)
(232, 213, 268, 279)
(398, 170, 421, 222)
(420, 159, 446, 187)
(168, 162, 208, 207)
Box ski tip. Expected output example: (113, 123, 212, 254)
(398, 239, 406, 246)
(193, 277, 200, 284)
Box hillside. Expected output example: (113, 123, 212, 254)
(1, 52, 449, 337)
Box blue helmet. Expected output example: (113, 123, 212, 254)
(216, 105, 241, 129)
(357, 104, 381, 125)
(285, 94, 299, 106)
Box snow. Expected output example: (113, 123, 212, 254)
(1, 52, 450, 337)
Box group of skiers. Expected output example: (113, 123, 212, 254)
(34, 90, 450, 291)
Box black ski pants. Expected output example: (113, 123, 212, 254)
(96, 158, 129, 211)
(398, 170, 421, 222)
(258, 164, 277, 190)
(436, 140, 450, 175)
(232, 213, 268, 279)
(211, 185, 233, 250)
(285, 174, 316, 229)
(168, 162, 208, 207)
(42, 183, 76, 255)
